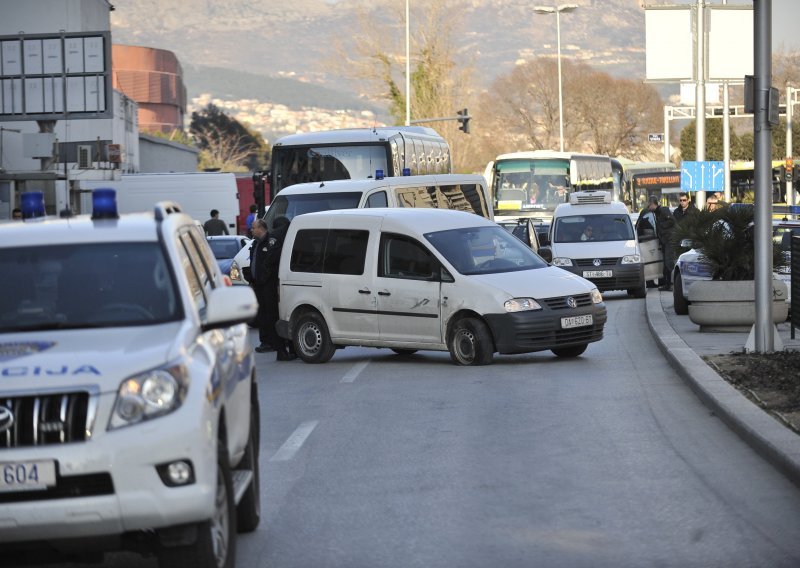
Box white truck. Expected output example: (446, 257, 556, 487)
(80, 172, 239, 234)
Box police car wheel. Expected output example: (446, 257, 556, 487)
(673, 273, 689, 315)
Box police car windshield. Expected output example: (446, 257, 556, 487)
(264, 191, 362, 230)
(0, 242, 181, 331)
(425, 226, 548, 275)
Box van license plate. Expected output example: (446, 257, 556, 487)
(0, 460, 56, 492)
(561, 315, 593, 329)
(583, 270, 612, 278)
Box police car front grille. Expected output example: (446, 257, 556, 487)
(542, 294, 594, 310)
(0, 391, 93, 448)
(575, 258, 619, 267)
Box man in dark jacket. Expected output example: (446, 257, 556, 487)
(204, 209, 229, 236)
(249, 217, 296, 360)
(673, 192, 698, 225)
(637, 195, 676, 291)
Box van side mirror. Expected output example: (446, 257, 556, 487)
(538, 246, 552, 263)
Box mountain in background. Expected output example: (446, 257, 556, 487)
(110, 0, 650, 114)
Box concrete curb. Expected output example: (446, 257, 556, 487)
(645, 290, 800, 488)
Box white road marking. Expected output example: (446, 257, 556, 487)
(269, 420, 319, 462)
(341, 360, 370, 383)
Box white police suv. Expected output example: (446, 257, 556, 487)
(0, 190, 260, 568)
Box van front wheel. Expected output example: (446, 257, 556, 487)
(448, 317, 493, 366)
(293, 312, 335, 364)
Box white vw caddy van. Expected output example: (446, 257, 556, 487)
(539, 191, 660, 298)
(276, 208, 607, 365)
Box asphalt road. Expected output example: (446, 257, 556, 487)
(19, 293, 800, 567)
(241, 292, 800, 568)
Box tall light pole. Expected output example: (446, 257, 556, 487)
(534, 4, 578, 153)
(405, 0, 411, 126)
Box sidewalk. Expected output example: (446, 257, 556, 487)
(645, 289, 800, 487)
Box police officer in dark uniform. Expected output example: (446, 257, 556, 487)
(249, 216, 296, 360)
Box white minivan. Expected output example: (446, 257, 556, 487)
(539, 191, 660, 298)
(229, 174, 492, 285)
(276, 208, 607, 366)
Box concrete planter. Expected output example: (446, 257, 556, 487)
(688, 279, 789, 332)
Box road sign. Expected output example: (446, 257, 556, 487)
(680, 160, 725, 192)
(648, 133, 665, 142)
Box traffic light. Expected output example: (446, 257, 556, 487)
(457, 108, 471, 134)
(786, 157, 793, 183)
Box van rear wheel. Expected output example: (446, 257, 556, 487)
(448, 317, 493, 366)
(293, 311, 335, 364)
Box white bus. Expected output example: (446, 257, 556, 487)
(484, 151, 615, 224)
(269, 126, 451, 200)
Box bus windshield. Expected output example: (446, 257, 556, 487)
(493, 158, 569, 215)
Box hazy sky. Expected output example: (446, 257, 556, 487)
(772, 0, 799, 50)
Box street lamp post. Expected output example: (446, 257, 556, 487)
(533, 4, 578, 153)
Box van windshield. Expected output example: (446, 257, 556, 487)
(553, 213, 634, 243)
(263, 191, 362, 230)
(425, 226, 548, 275)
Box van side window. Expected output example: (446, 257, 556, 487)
(324, 229, 369, 275)
(290, 228, 369, 274)
(379, 234, 436, 280)
(366, 191, 388, 208)
(290, 229, 327, 273)
(395, 187, 435, 208)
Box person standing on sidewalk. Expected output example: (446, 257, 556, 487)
(637, 195, 676, 291)
(673, 192, 698, 225)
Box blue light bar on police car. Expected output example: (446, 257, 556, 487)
(91, 188, 119, 220)
(375, 169, 385, 180)
(21, 191, 45, 219)
(402, 168, 411, 176)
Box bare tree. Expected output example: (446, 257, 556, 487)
(193, 123, 259, 172)
(481, 58, 664, 159)
(327, 0, 479, 172)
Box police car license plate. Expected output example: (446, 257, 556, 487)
(583, 270, 612, 278)
(561, 315, 593, 329)
(0, 460, 56, 492)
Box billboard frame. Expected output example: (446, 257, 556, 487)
(0, 30, 112, 122)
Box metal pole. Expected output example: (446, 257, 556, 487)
(664, 106, 670, 162)
(753, 0, 773, 352)
(695, 0, 707, 210)
(787, 85, 794, 205)
(405, 0, 411, 127)
(556, 8, 565, 152)
(723, 81, 731, 202)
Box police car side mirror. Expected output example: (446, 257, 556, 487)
(202, 286, 259, 332)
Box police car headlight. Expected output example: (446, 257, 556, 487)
(504, 298, 542, 312)
(110, 365, 188, 429)
(229, 260, 242, 282)
(551, 257, 573, 267)
(621, 254, 641, 264)
(590, 289, 603, 304)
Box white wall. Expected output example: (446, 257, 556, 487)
(0, 0, 112, 35)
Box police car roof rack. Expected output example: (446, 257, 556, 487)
(154, 201, 184, 222)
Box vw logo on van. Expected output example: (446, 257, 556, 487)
(566, 297, 578, 309)
(592, 258, 602, 267)
(0, 406, 14, 433)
